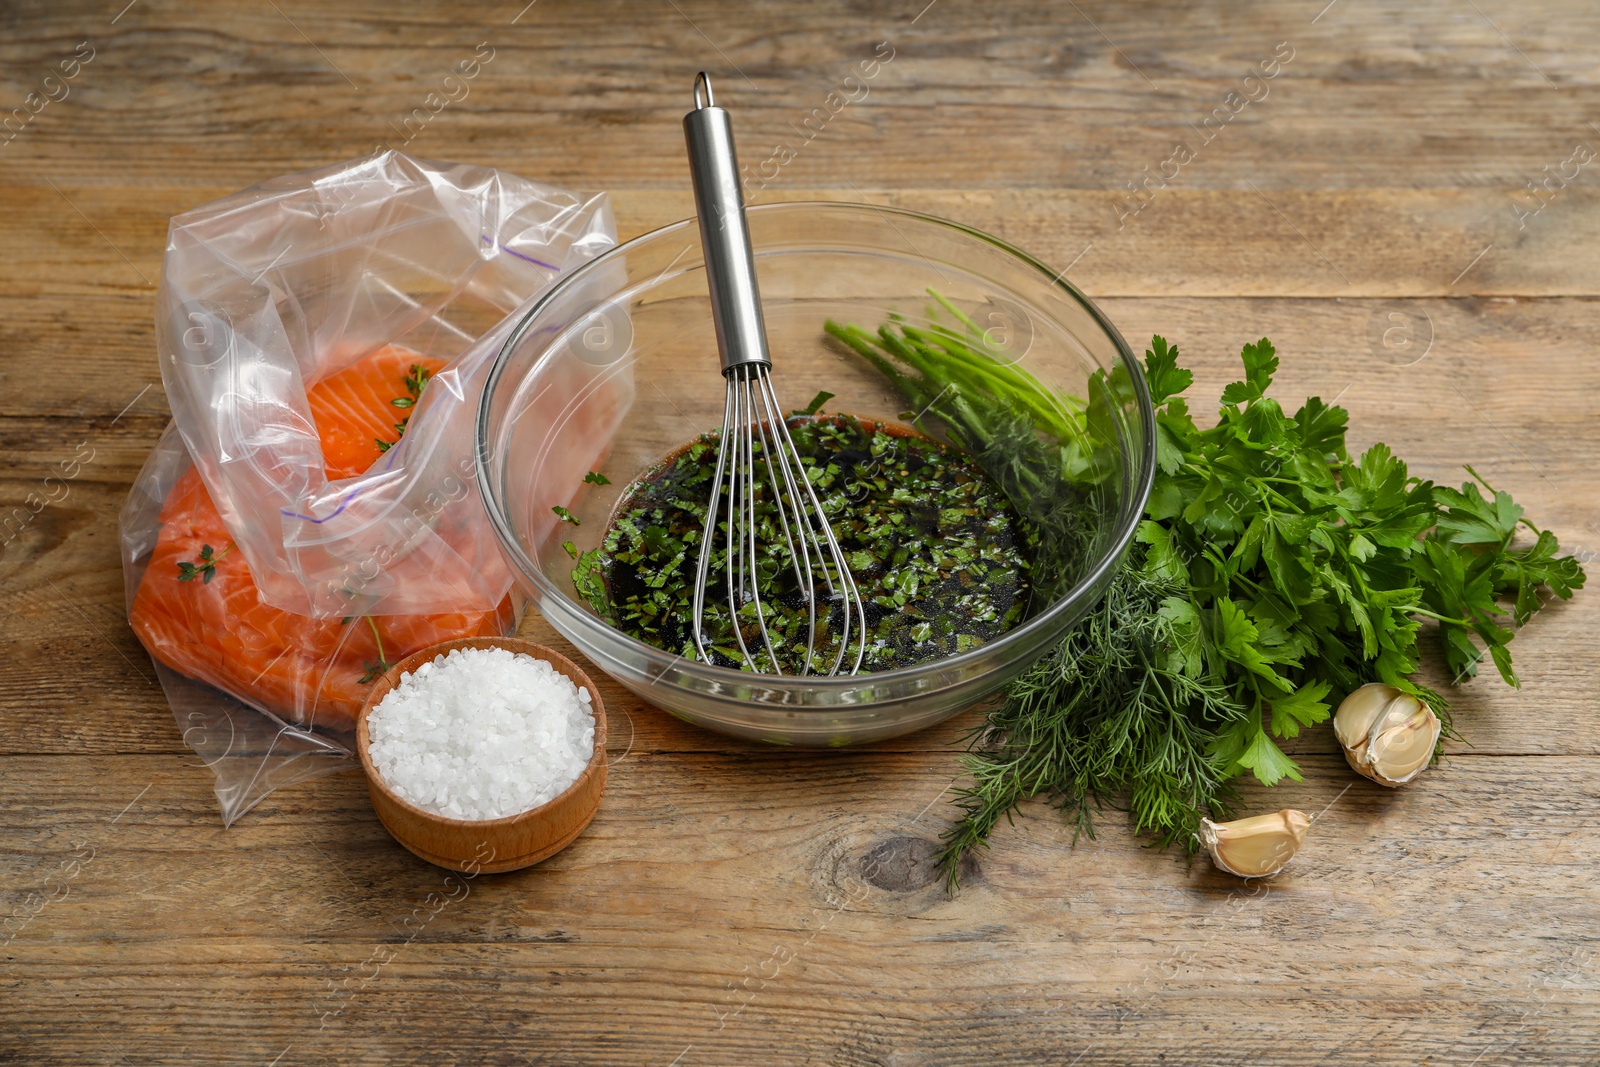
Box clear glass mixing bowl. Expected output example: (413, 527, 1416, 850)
(477, 202, 1154, 745)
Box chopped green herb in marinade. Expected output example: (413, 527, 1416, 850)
(573, 414, 1036, 673)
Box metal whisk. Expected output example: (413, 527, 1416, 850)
(683, 73, 867, 677)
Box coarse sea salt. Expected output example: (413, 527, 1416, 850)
(366, 646, 595, 821)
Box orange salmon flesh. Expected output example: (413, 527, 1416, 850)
(129, 346, 514, 732)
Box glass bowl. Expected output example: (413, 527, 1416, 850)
(477, 202, 1154, 746)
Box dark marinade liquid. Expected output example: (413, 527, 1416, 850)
(572, 413, 1035, 674)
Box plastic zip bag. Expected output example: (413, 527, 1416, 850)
(120, 152, 621, 824)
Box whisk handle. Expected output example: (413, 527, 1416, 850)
(684, 72, 772, 375)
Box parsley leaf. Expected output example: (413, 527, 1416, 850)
(1142, 335, 1192, 405)
(800, 390, 836, 416)
(1219, 337, 1277, 405)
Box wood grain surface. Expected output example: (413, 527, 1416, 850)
(3, 1, 1599, 1064)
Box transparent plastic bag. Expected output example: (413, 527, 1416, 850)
(120, 151, 622, 824)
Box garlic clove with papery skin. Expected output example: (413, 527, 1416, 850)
(1331, 682, 1397, 755)
(1333, 683, 1441, 787)
(1197, 809, 1311, 878)
(1360, 694, 1439, 785)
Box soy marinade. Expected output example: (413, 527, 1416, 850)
(572, 414, 1034, 674)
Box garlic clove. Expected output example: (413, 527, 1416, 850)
(1332, 682, 1400, 755)
(1333, 683, 1442, 787)
(1197, 809, 1311, 878)
(1358, 694, 1440, 786)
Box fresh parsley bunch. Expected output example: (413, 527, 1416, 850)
(1137, 335, 1583, 787)
(828, 305, 1585, 883)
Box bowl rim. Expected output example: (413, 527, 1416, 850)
(476, 200, 1157, 692)
(355, 636, 608, 829)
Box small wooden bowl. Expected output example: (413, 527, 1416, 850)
(355, 637, 607, 874)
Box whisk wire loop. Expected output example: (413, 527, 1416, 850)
(754, 373, 867, 676)
(736, 368, 784, 672)
(747, 369, 820, 673)
(690, 382, 736, 667)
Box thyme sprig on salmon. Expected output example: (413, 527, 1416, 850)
(375, 363, 433, 453)
(358, 616, 395, 684)
(176, 541, 233, 584)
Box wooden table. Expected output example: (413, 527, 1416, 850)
(4, 1, 1598, 1063)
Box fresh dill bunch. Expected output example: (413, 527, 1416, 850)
(935, 549, 1245, 889)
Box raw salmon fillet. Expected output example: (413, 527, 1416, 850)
(130, 346, 514, 732)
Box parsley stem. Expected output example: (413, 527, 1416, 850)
(1399, 606, 1471, 624)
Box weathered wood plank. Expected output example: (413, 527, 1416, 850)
(2, 752, 1599, 1065)
(1, 187, 1597, 322)
(0, 0, 1597, 192)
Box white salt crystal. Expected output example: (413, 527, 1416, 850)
(366, 647, 596, 821)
